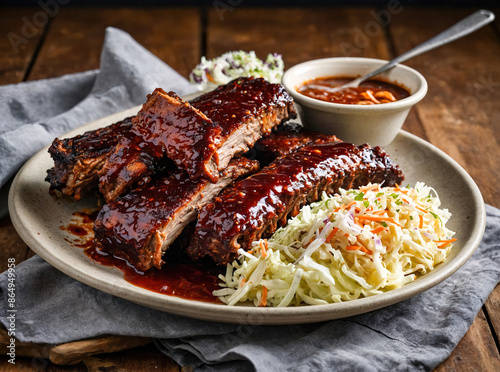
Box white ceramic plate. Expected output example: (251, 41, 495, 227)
(8, 107, 486, 325)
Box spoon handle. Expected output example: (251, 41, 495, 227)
(356, 9, 495, 83)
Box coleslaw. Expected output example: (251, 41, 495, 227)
(214, 182, 456, 307)
(189, 50, 284, 91)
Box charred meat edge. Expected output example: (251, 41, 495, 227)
(45, 117, 134, 200)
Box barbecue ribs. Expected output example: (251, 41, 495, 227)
(94, 157, 260, 271)
(45, 117, 133, 200)
(97, 78, 295, 202)
(187, 142, 405, 265)
(250, 122, 341, 166)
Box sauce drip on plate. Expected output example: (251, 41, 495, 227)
(61, 210, 222, 304)
(298, 76, 410, 105)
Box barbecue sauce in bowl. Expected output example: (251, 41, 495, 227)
(298, 76, 410, 105)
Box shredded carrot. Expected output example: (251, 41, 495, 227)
(363, 247, 374, 255)
(394, 184, 409, 194)
(334, 201, 356, 213)
(240, 278, 246, 286)
(360, 184, 380, 193)
(346, 245, 373, 255)
(435, 238, 457, 249)
(260, 240, 268, 257)
(325, 227, 340, 243)
(354, 217, 364, 228)
(437, 239, 457, 249)
(434, 238, 457, 243)
(358, 215, 402, 227)
(419, 215, 424, 229)
(366, 206, 373, 212)
(259, 286, 268, 307)
(370, 226, 386, 234)
(372, 210, 386, 215)
(415, 205, 428, 214)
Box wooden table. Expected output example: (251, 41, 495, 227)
(1, 5, 499, 371)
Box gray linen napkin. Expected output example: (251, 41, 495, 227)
(1, 27, 499, 372)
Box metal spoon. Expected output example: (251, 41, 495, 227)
(309, 9, 495, 93)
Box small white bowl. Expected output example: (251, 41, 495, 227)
(282, 57, 428, 146)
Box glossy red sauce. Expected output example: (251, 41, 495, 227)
(61, 210, 222, 304)
(298, 76, 410, 104)
(192, 143, 361, 264)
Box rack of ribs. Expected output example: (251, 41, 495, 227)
(45, 117, 133, 200)
(93, 157, 260, 271)
(250, 122, 341, 166)
(187, 142, 405, 265)
(98, 77, 296, 202)
(46, 78, 296, 202)
(98, 89, 221, 202)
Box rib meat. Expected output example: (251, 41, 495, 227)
(48, 78, 295, 202)
(189, 77, 296, 172)
(45, 117, 133, 200)
(98, 89, 221, 202)
(94, 157, 260, 271)
(250, 122, 341, 166)
(187, 142, 405, 265)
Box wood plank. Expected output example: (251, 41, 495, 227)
(81, 343, 179, 372)
(28, 7, 201, 81)
(389, 8, 500, 208)
(0, 356, 87, 371)
(49, 336, 151, 365)
(435, 309, 500, 372)
(0, 7, 45, 84)
(0, 7, 47, 274)
(206, 7, 391, 67)
(0, 343, 179, 372)
(0, 216, 30, 272)
(485, 284, 500, 346)
(0, 336, 177, 372)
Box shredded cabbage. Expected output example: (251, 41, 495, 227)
(189, 50, 284, 91)
(214, 182, 456, 307)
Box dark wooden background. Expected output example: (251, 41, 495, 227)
(0, 4, 499, 371)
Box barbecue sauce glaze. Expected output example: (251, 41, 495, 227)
(188, 142, 404, 265)
(61, 210, 222, 304)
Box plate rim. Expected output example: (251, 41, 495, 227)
(8, 108, 486, 325)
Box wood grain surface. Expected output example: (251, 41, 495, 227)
(0, 5, 499, 371)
